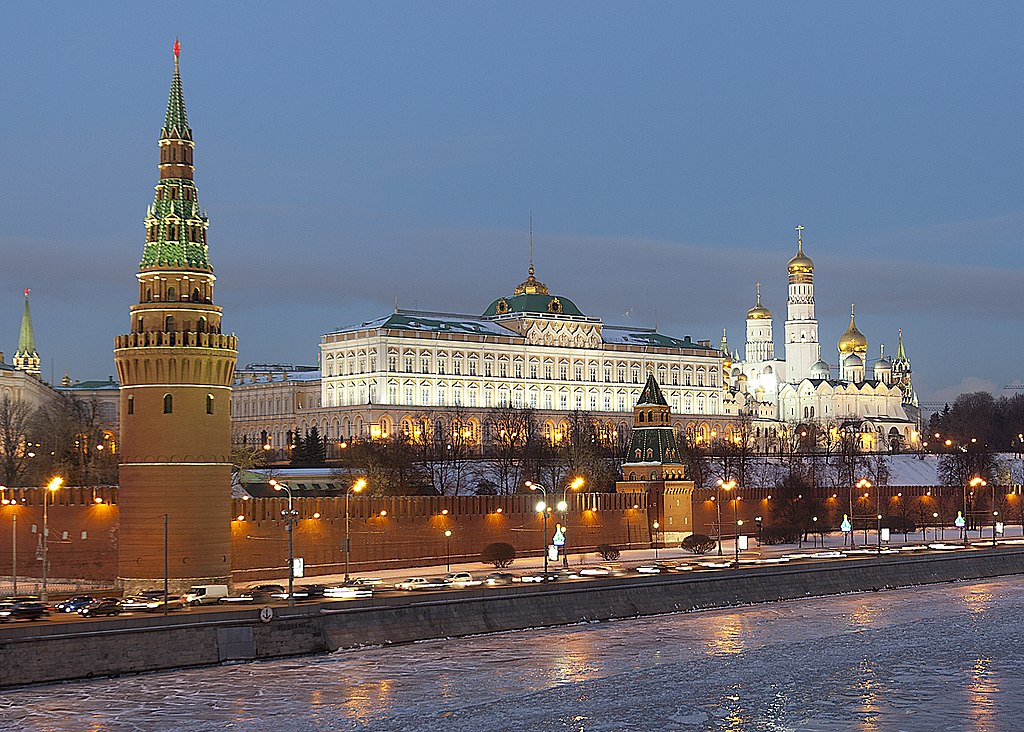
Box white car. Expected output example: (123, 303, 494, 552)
(324, 585, 373, 599)
(443, 572, 481, 588)
(395, 577, 429, 591)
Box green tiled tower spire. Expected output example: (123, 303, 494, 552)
(141, 39, 211, 272)
(13, 288, 41, 376)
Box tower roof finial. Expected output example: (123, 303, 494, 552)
(163, 38, 191, 140)
(529, 210, 534, 277)
(795, 224, 805, 253)
(756, 281, 762, 305)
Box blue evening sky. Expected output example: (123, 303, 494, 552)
(2, 2, 1022, 407)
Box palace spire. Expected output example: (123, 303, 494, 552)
(13, 288, 40, 376)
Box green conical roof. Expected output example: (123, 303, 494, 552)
(17, 290, 35, 354)
(162, 40, 191, 140)
(140, 42, 211, 272)
(637, 373, 668, 406)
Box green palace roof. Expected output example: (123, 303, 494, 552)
(483, 292, 585, 318)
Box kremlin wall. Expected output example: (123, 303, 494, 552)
(3, 482, 1015, 588)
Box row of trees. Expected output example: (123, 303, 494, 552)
(0, 394, 118, 487)
(927, 391, 1024, 452)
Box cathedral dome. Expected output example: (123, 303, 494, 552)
(810, 359, 830, 379)
(842, 352, 863, 368)
(838, 305, 868, 354)
(787, 228, 814, 276)
(747, 303, 772, 320)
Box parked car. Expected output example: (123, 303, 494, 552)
(53, 595, 96, 613)
(0, 600, 48, 622)
(183, 584, 229, 606)
(484, 572, 519, 586)
(78, 598, 123, 617)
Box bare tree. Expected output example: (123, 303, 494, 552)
(0, 395, 34, 486)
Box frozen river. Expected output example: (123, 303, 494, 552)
(3, 577, 1024, 731)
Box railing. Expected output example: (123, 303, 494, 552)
(0, 576, 118, 598)
(115, 331, 238, 350)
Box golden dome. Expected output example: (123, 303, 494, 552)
(838, 304, 868, 354)
(746, 282, 772, 319)
(787, 228, 814, 275)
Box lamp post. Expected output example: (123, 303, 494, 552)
(716, 479, 735, 556)
(652, 521, 660, 560)
(557, 476, 584, 568)
(41, 477, 62, 603)
(854, 478, 872, 549)
(933, 512, 940, 541)
(444, 530, 452, 571)
(345, 477, 367, 583)
(967, 477, 986, 547)
(526, 481, 550, 580)
(269, 480, 298, 606)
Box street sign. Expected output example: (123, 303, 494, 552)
(955, 512, 966, 529)
(292, 557, 305, 578)
(841, 514, 852, 533)
(547, 545, 559, 561)
(738, 535, 748, 550)
(35, 534, 44, 562)
(880, 528, 890, 542)
(997, 522, 1005, 535)
(259, 606, 274, 623)
(552, 524, 566, 547)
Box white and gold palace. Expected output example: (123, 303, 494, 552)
(231, 228, 920, 454)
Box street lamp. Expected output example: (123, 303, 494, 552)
(967, 476, 986, 547)
(269, 480, 298, 606)
(652, 521, 660, 560)
(716, 479, 736, 556)
(855, 478, 872, 549)
(557, 476, 584, 568)
(345, 477, 367, 582)
(42, 477, 63, 603)
(526, 481, 551, 581)
(933, 511, 940, 541)
(444, 529, 452, 571)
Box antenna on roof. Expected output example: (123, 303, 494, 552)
(393, 286, 399, 313)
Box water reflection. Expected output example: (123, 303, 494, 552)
(2, 578, 1024, 732)
(707, 613, 746, 656)
(967, 657, 998, 731)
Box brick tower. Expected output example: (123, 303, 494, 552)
(114, 41, 237, 593)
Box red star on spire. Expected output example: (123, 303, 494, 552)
(174, 38, 180, 59)
(24, 288, 30, 298)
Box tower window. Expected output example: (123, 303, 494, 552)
(192, 288, 200, 302)
(206, 394, 214, 415)
(163, 394, 173, 414)
(198, 316, 207, 332)
(165, 316, 175, 332)
(127, 395, 134, 415)
(167, 286, 176, 302)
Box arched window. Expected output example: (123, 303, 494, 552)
(163, 394, 173, 414)
(145, 288, 152, 302)
(166, 286, 176, 302)
(198, 317, 207, 333)
(206, 394, 214, 415)
(165, 316, 174, 332)
(191, 288, 200, 302)
(127, 395, 134, 415)
(638, 412, 645, 423)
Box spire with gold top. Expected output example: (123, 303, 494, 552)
(13, 288, 41, 376)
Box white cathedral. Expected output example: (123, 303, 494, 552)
(725, 227, 920, 452)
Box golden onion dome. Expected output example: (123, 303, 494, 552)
(746, 283, 772, 319)
(787, 237, 814, 275)
(838, 304, 868, 354)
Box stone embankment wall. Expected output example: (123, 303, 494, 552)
(2, 548, 1023, 689)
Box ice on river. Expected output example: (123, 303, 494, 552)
(2, 577, 1023, 731)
